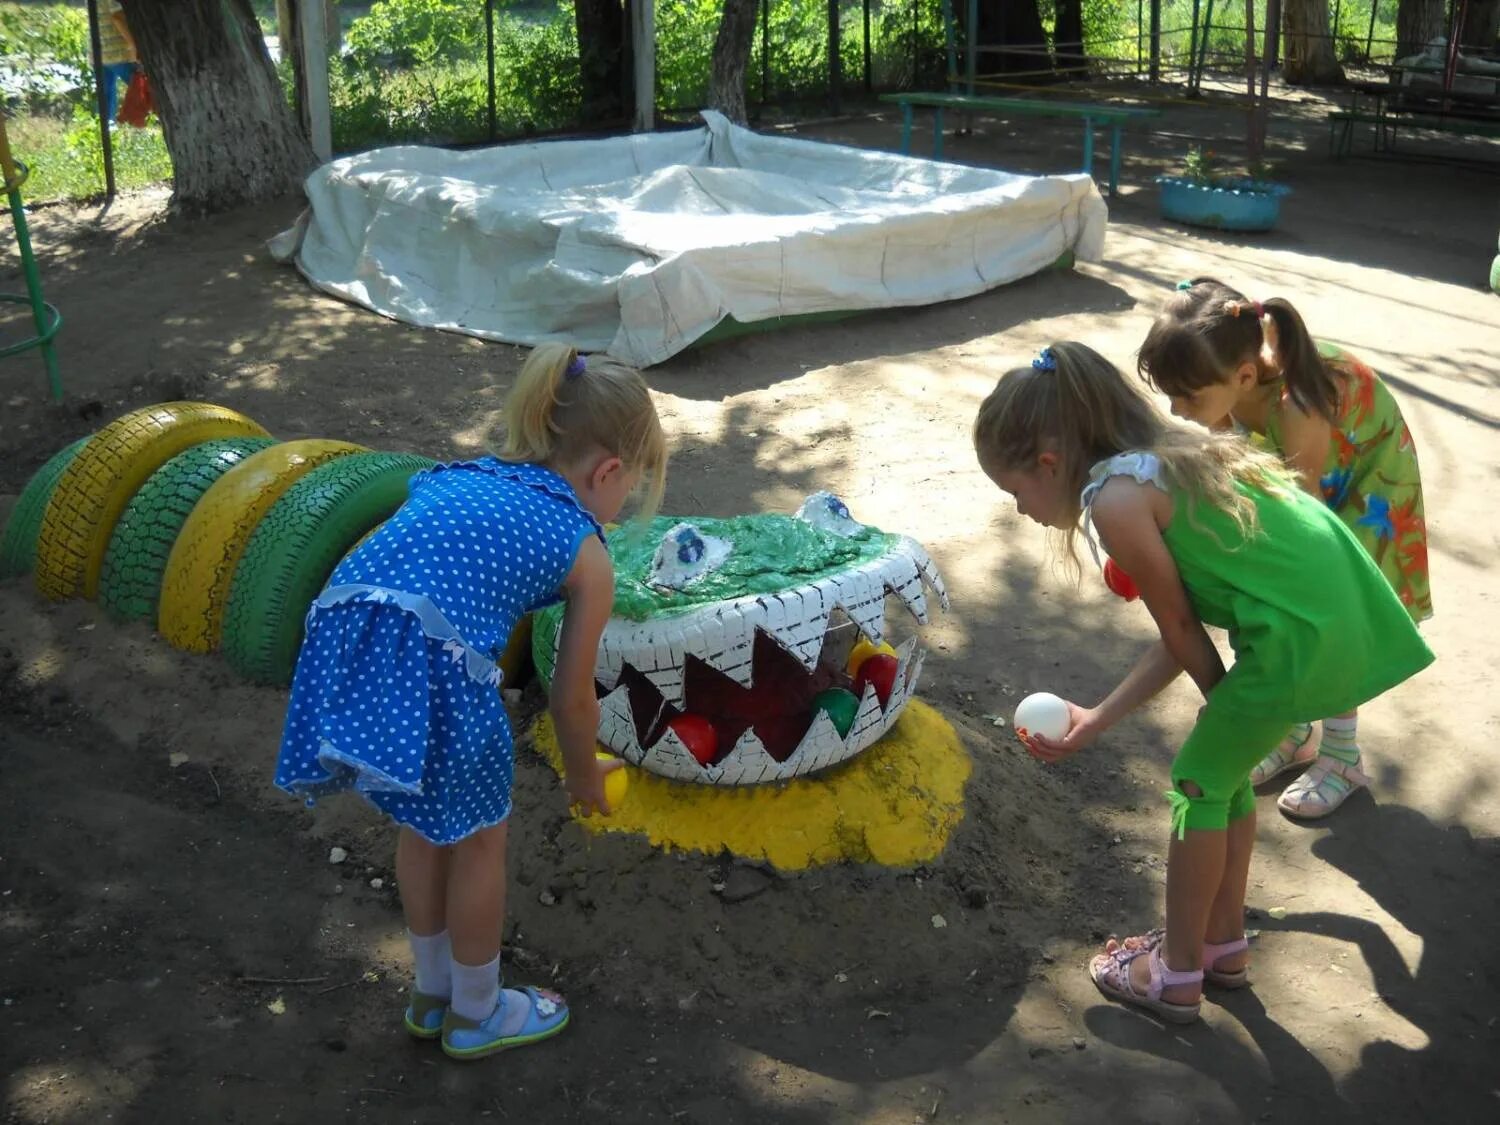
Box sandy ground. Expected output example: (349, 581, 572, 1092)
(1, 91, 1498, 1124)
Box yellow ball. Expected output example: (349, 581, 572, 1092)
(846, 638, 898, 676)
(598, 751, 629, 813)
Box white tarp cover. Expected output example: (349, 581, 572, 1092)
(274, 111, 1107, 367)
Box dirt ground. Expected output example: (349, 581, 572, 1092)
(2, 92, 1498, 1124)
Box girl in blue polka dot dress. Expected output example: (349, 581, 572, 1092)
(274, 344, 667, 1060)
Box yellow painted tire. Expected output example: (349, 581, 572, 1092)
(157, 438, 366, 653)
(33, 403, 271, 601)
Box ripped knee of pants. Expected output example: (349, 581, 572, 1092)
(1164, 777, 1231, 838)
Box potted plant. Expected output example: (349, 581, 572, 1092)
(1156, 147, 1292, 233)
(1157, 1, 1292, 234)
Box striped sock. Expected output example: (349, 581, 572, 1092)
(1319, 716, 1360, 767)
(1286, 722, 1314, 752)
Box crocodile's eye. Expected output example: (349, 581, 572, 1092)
(795, 491, 863, 537)
(649, 522, 731, 590)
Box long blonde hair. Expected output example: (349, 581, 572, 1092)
(972, 341, 1290, 569)
(500, 343, 668, 519)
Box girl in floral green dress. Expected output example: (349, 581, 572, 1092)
(1137, 278, 1431, 818)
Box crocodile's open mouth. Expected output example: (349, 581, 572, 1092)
(533, 494, 947, 785)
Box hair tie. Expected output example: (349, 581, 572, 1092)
(1252, 300, 1265, 317)
(1031, 346, 1058, 372)
(1175, 279, 1194, 291)
(565, 354, 586, 379)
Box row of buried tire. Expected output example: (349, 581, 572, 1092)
(0, 402, 434, 685)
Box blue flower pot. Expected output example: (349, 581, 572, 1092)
(1156, 176, 1292, 233)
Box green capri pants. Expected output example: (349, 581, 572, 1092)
(1167, 697, 1296, 836)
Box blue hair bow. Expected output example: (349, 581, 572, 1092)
(1031, 346, 1058, 372)
(565, 354, 587, 378)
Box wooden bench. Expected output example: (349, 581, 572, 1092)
(1329, 107, 1500, 159)
(878, 92, 1160, 196)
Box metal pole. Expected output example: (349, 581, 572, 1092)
(1198, 0, 1216, 90)
(0, 119, 63, 403)
(1149, 0, 1161, 83)
(943, 0, 957, 91)
(965, 0, 976, 94)
(485, 0, 496, 140)
(85, 0, 116, 200)
(1137, 0, 1143, 74)
(762, 0, 770, 103)
(1188, 0, 1201, 93)
(828, 0, 841, 112)
(1365, 0, 1379, 62)
(1331, 0, 1342, 49)
(298, 0, 332, 160)
(632, 0, 655, 131)
(863, 0, 872, 93)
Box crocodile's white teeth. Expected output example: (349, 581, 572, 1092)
(640, 724, 711, 782)
(776, 708, 847, 777)
(676, 610, 756, 687)
(599, 683, 641, 759)
(823, 572, 887, 645)
(713, 729, 778, 786)
(598, 619, 689, 707)
(768, 587, 833, 672)
(882, 551, 929, 624)
(906, 539, 950, 612)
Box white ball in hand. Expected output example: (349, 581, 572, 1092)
(1014, 692, 1071, 742)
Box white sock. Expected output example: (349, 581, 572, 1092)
(409, 929, 452, 999)
(450, 954, 501, 1022)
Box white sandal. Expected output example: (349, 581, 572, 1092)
(1250, 723, 1318, 787)
(1088, 944, 1203, 1025)
(1277, 756, 1369, 819)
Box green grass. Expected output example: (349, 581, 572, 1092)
(7, 111, 173, 203)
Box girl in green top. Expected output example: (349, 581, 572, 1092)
(1139, 278, 1431, 819)
(972, 342, 1431, 1025)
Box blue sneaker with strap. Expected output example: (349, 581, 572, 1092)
(403, 990, 447, 1040)
(441, 986, 570, 1060)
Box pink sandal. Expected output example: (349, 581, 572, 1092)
(1109, 927, 1250, 988)
(1088, 944, 1203, 1024)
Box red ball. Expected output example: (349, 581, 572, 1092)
(854, 653, 900, 708)
(668, 713, 719, 767)
(1104, 557, 1140, 601)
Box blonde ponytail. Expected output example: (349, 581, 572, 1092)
(498, 344, 668, 522)
(501, 343, 575, 463)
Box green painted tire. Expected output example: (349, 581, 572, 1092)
(0, 437, 93, 579)
(98, 436, 278, 622)
(221, 451, 434, 685)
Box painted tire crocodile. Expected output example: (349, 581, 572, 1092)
(532, 492, 948, 785)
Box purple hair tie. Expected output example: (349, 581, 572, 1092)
(565, 354, 587, 379)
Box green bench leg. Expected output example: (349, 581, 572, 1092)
(4, 178, 63, 403)
(934, 108, 944, 160)
(1081, 116, 1094, 183)
(1108, 122, 1122, 196)
(899, 102, 914, 156)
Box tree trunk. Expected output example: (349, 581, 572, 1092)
(708, 0, 759, 124)
(975, 0, 1049, 75)
(1054, 0, 1085, 73)
(1282, 0, 1343, 85)
(123, 0, 316, 216)
(1396, 0, 1446, 58)
(1461, 0, 1500, 50)
(575, 0, 627, 124)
